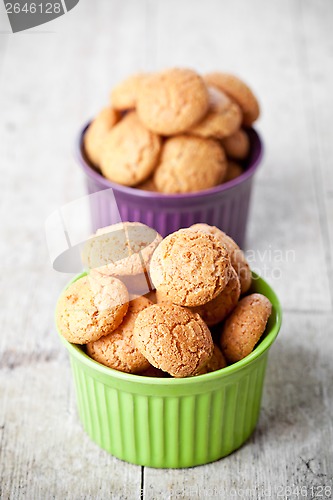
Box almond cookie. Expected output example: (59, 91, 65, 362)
(198, 344, 227, 374)
(136, 68, 209, 135)
(83, 222, 162, 277)
(111, 73, 148, 110)
(189, 87, 242, 139)
(204, 72, 260, 126)
(87, 296, 152, 373)
(153, 135, 227, 194)
(222, 129, 250, 160)
(100, 112, 161, 186)
(190, 224, 252, 294)
(83, 107, 120, 166)
(220, 293, 272, 363)
(133, 303, 213, 377)
(149, 229, 231, 307)
(56, 275, 129, 345)
(189, 266, 240, 326)
(224, 161, 244, 183)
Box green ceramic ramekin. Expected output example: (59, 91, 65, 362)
(57, 272, 282, 468)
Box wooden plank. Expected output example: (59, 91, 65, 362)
(0, 0, 148, 497)
(0, 359, 141, 499)
(296, 0, 333, 304)
(1, 0, 333, 497)
(0, 268, 142, 498)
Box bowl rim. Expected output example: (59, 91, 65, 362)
(76, 123, 264, 200)
(57, 271, 282, 386)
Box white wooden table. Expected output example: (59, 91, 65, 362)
(1, 0, 332, 498)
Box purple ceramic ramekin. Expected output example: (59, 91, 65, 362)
(76, 126, 263, 247)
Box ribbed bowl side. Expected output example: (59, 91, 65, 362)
(86, 176, 253, 247)
(69, 352, 268, 468)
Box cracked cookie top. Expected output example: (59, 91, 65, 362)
(190, 223, 252, 294)
(87, 296, 152, 374)
(149, 228, 231, 307)
(153, 135, 227, 194)
(220, 293, 272, 363)
(55, 275, 129, 345)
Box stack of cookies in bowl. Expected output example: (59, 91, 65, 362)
(56, 222, 272, 378)
(83, 68, 260, 194)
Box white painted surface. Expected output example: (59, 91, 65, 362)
(1, 0, 332, 498)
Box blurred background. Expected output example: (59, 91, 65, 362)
(0, 0, 332, 498)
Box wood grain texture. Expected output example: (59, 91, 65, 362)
(0, 0, 332, 498)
